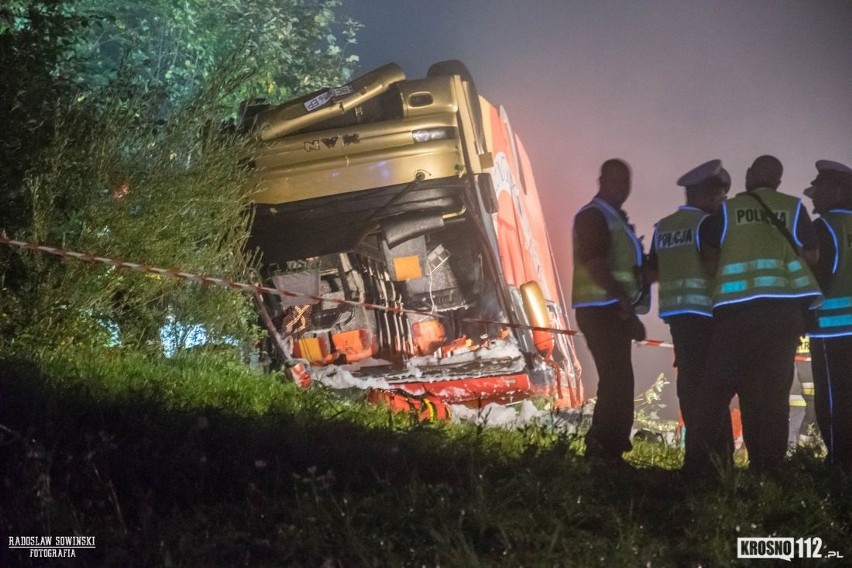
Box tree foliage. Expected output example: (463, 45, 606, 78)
(0, 1, 84, 233)
(8, 83, 257, 350)
(64, 0, 361, 111)
(0, 0, 361, 352)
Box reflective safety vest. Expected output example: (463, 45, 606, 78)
(810, 210, 852, 338)
(572, 197, 648, 313)
(713, 189, 823, 309)
(654, 206, 713, 318)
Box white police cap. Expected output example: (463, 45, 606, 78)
(804, 159, 852, 197)
(677, 159, 723, 188)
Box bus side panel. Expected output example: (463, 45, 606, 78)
(513, 136, 560, 302)
(481, 100, 585, 408)
(486, 103, 558, 302)
(485, 102, 527, 289)
(515, 135, 585, 407)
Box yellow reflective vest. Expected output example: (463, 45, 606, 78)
(654, 206, 713, 318)
(810, 209, 852, 338)
(713, 188, 823, 309)
(572, 197, 647, 313)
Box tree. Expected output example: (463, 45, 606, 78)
(62, 0, 361, 111)
(0, 0, 361, 352)
(0, 1, 83, 234)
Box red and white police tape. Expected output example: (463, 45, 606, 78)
(0, 234, 576, 337)
(0, 233, 814, 360)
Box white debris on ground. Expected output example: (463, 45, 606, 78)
(307, 340, 677, 444)
(313, 364, 392, 391)
(449, 400, 592, 434)
(310, 366, 677, 443)
(447, 400, 679, 446)
(449, 400, 539, 428)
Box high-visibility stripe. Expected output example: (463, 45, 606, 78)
(754, 276, 786, 288)
(660, 294, 712, 307)
(822, 296, 852, 310)
(722, 258, 784, 275)
(659, 278, 711, 291)
(819, 315, 852, 329)
(720, 281, 748, 294)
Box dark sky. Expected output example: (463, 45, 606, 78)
(340, 0, 852, 409)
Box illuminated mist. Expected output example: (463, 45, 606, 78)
(343, 0, 852, 417)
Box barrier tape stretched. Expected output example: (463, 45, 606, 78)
(1, 234, 580, 336)
(1, 234, 815, 361)
(635, 337, 811, 362)
(636, 339, 673, 349)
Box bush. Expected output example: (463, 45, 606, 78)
(1, 0, 361, 354)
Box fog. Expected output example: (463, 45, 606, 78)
(341, 0, 852, 417)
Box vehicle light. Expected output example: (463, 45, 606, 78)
(412, 127, 455, 143)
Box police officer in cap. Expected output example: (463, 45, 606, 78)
(804, 159, 852, 474)
(683, 155, 823, 477)
(647, 160, 734, 472)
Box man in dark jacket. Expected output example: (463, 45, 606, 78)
(572, 159, 647, 465)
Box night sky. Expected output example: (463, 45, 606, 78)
(341, 0, 852, 409)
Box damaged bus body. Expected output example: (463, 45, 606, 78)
(246, 61, 583, 409)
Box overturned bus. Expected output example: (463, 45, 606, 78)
(245, 61, 583, 409)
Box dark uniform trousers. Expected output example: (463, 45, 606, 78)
(684, 301, 803, 475)
(669, 315, 734, 466)
(810, 336, 852, 472)
(576, 305, 634, 458)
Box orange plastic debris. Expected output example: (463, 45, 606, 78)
(285, 361, 312, 388)
(435, 337, 474, 358)
(366, 389, 451, 422)
(411, 319, 447, 355)
(331, 328, 375, 363)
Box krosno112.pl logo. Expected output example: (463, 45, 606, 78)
(738, 537, 843, 561)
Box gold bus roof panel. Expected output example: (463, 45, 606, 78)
(253, 140, 463, 205)
(257, 63, 407, 141)
(249, 63, 470, 260)
(252, 114, 463, 205)
(254, 77, 464, 205)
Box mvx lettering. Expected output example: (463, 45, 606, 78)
(735, 208, 787, 225)
(656, 228, 694, 249)
(304, 133, 360, 152)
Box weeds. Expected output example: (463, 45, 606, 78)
(1, 346, 850, 567)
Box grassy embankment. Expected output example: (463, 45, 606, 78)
(1, 346, 850, 567)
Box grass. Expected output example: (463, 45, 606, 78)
(1, 346, 851, 567)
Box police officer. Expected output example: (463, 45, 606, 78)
(572, 158, 648, 465)
(804, 159, 852, 474)
(683, 155, 824, 476)
(647, 160, 734, 470)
